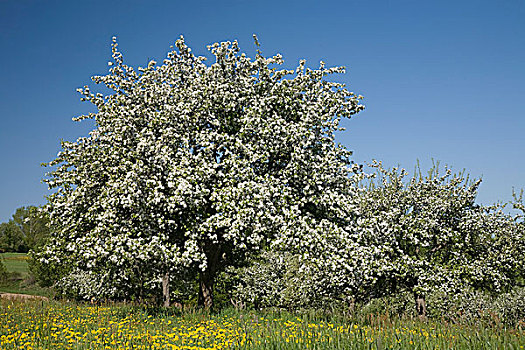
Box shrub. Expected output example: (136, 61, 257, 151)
(27, 254, 65, 288)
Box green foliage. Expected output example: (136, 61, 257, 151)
(355, 291, 415, 319)
(0, 221, 26, 253)
(427, 287, 525, 327)
(0, 206, 50, 253)
(27, 254, 65, 288)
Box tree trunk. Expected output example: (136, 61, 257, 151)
(346, 296, 356, 316)
(198, 270, 214, 309)
(198, 246, 220, 309)
(414, 292, 427, 320)
(162, 271, 170, 308)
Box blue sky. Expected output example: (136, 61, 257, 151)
(0, 0, 524, 222)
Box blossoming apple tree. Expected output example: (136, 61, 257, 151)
(299, 162, 525, 316)
(229, 162, 524, 317)
(40, 36, 364, 308)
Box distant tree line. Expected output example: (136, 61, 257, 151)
(0, 206, 50, 253)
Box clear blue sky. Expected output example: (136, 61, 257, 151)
(1, 0, 524, 222)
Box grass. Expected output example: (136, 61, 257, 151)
(1, 252, 30, 277)
(0, 253, 53, 297)
(0, 301, 523, 349)
(1, 255, 523, 348)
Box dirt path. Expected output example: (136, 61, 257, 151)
(0, 292, 49, 302)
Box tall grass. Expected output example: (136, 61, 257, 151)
(0, 300, 523, 349)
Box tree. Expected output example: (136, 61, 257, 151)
(228, 162, 524, 317)
(13, 206, 50, 251)
(0, 206, 49, 253)
(40, 36, 364, 308)
(0, 221, 26, 252)
(309, 161, 524, 318)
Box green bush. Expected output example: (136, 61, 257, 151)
(27, 255, 64, 288)
(356, 291, 415, 319)
(427, 288, 494, 323)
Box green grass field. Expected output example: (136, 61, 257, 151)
(1, 252, 30, 277)
(0, 253, 52, 297)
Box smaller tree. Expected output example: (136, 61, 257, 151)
(0, 221, 26, 252)
(355, 162, 525, 317)
(251, 161, 525, 317)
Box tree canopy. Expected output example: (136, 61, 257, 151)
(40, 36, 365, 308)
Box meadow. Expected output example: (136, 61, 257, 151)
(1, 253, 524, 349)
(0, 300, 523, 350)
(1, 253, 30, 277)
(0, 253, 51, 297)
